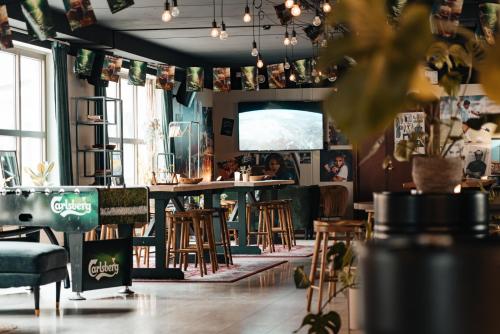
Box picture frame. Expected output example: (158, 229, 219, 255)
(220, 118, 234, 136)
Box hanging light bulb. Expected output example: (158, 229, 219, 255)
(314, 76, 321, 83)
(321, 38, 328, 47)
(313, 10, 321, 26)
(285, 0, 294, 9)
(210, 20, 219, 38)
(289, 72, 296, 81)
(162, 1, 172, 22)
(284, 56, 291, 69)
(243, 5, 251, 23)
(220, 22, 228, 40)
(291, 1, 301, 16)
(257, 55, 264, 68)
(171, 0, 180, 17)
(251, 41, 258, 57)
(283, 31, 290, 46)
(291, 29, 298, 45)
(323, 0, 332, 13)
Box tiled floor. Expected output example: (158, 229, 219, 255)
(0, 254, 356, 333)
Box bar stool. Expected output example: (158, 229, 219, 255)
(247, 202, 274, 252)
(84, 229, 97, 241)
(221, 199, 238, 244)
(166, 211, 206, 277)
(270, 200, 292, 251)
(197, 209, 219, 274)
(212, 207, 233, 266)
(99, 224, 118, 240)
(306, 220, 364, 313)
(282, 199, 296, 246)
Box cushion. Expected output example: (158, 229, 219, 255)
(0, 242, 67, 274)
(0, 267, 68, 288)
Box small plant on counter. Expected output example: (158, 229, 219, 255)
(24, 161, 54, 186)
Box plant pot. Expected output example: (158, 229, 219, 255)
(412, 157, 462, 193)
(348, 287, 363, 331)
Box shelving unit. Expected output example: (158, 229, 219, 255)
(73, 96, 124, 186)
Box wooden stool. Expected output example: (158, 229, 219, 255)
(166, 211, 207, 277)
(282, 199, 296, 246)
(246, 202, 274, 252)
(134, 222, 150, 268)
(84, 229, 97, 241)
(269, 201, 292, 251)
(212, 207, 233, 266)
(221, 199, 238, 244)
(306, 220, 364, 313)
(197, 209, 219, 274)
(100, 224, 118, 240)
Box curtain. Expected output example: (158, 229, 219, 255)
(161, 90, 175, 155)
(51, 42, 73, 185)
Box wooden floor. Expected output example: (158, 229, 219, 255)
(0, 250, 355, 333)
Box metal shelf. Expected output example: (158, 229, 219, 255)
(77, 149, 123, 153)
(76, 120, 116, 126)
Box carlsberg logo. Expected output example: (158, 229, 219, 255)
(88, 258, 119, 281)
(50, 196, 92, 217)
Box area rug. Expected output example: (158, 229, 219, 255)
(133, 259, 287, 283)
(0, 324, 17, 333)
(233, 244, 314, 258)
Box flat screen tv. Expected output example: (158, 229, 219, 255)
(238, 101, 323, 151)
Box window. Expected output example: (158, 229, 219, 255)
(0, 48, 45, 185)
(107, 76, 163, 185)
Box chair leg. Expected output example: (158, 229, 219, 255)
(33, 285, 40, 316)
(307, 231, 322, 312)
(56, 281, 61, 310)
(317, 232, 329, 313)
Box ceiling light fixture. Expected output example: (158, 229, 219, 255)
(289, 72, 296, 81)
(313, 10, 321, 26)
(219, 0, 228, 40)
(210, 0, 219, 37)
(284, 30, 290, 46)
(251, 41, 258, 57)
(243, 1, 251, 23)
(285, 0, 294, 9)
(171, 0, 180, 17)
(162, 1, 172, 22)
(323, 0, 332, 13)
(291, 0, 301, 16)
(257, 54, 264, 68)
(291, 28, 298, 45)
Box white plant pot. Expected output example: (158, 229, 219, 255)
(348, 287, 363, 331)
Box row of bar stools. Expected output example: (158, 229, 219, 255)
(166, 211, 207, 277)
(306, 220, 365, 313)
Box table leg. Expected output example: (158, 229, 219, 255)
(229, 190, 261, 255)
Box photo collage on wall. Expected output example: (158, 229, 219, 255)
(213, 67, 231, 93)
(156, 65, 175, 91)
(476, 2, 500, 45)
(186, 67, 204, 92)
(63, 0, 97, 31)
(241, 66, 257, 91)
(20, 0, 56, 41)
(106, 0, 135, 14)
(267, 63, 286, 89)
(74, 48, 96, 77)
(430, 0, 464, 38)
(0, 5, 13, 50)
(100, 55, 122, 82)
(394, 112, 426, 155)
(128, 60, 147, 87)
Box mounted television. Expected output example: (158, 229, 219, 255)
(238, 101, 323, 151)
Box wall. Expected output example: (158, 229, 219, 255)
(212, 87, 354, 216)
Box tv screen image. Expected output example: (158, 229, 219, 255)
(238, 101, 323, 151)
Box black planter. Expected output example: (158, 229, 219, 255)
(360, 191, 500, 334)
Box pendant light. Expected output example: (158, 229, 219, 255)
(285, 0, 294, 9)
(284, 56, 291, 69)
(323, 0, 332, 13)
(289, 72, 296, 81)
(251, 41, 258, 57)
(171, 0, 180, 17)
(284, 30, 290, 46)
(313, 10, 321, 26)
(257, 54, 264, 68)
(291, 0, 301, 17)
(219, 0, 228, 40)
(291, 28, 298, 45)
(243, 1, 251, 23)
(210, 0, 219, 37)
(162, 1, 172, 22)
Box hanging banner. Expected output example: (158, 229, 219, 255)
(213, 67, 231, 92)
(186, 67, 204, 92)
(20, 0, 56, 41)
(75, 48, 96, 77)
(477, 2, 500, 45)
(241, 66, 257, 91)
(156, 64, 175, 90)
(128, 60, 147, 86)
(106, 0, 135, 14)
(267, 63, 286, 89)
(0, 5, 13, 50)
(293, 59, 312, 84)
(101, 55, 122, 82)
(63, 0, 97, 31)
(430, 0, 464, 38)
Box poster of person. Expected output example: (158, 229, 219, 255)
(293, 59, 312, 84)
(20, 0, 56, 41)
(74, 48, 95, 77)
(63, 0, 96, 31)
(106, 0, 134, 14)
(128, 60, 147, 86)
(186, 67, 204, 92)
(241, 66, 257, 91)
(440, 95, 500, 122)
(258, 152, 299, 183)
(267, 63, 286, 89)
(477, 2, 500, 45)
(200, 107, 214, 181)
(464, 145, 491, 179)
(430, 0, 464, 38)
(327, 118, 349, 145)
(100, 55, 122, 82)
(156, 64, 175, 91)
(0, 6, 13, 50)
(394, 112, 426, 155)
(320, 150, 353, 182)
(213, 67, 231, 93)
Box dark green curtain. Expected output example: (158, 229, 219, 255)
(51, 42, 73, 185)
(94, 85, 107, 185)
(161, 90, 175, 155)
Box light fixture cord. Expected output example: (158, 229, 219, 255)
(221, 0, 224, 22)
(213, 0, 216, 21)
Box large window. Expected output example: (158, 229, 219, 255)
(107, 76, 163, 185)
(0, 48, 45, 185)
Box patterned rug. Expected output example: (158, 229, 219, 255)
(133, 258, 287, 283)
(233, 244, 314, 258)
(0, 324, 16, 333)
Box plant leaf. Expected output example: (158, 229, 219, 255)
(294, 266, 311, 289)
(294, 312, 342, 334)
(479, 37, 500, 104)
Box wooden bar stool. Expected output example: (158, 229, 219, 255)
(99, 224, 118, 240)
(306, 220, 364, 313)
(270, 201, 292, 251)
(166, 211, 206, 277)
(212, 207, 233, 266)
(282, 199, 296, 246)
(247, 202, 274, 252)
(197, 209, 219, 273)
(221, 199, 238, 244)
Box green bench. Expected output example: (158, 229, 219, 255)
(0, 242, 68, 316)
